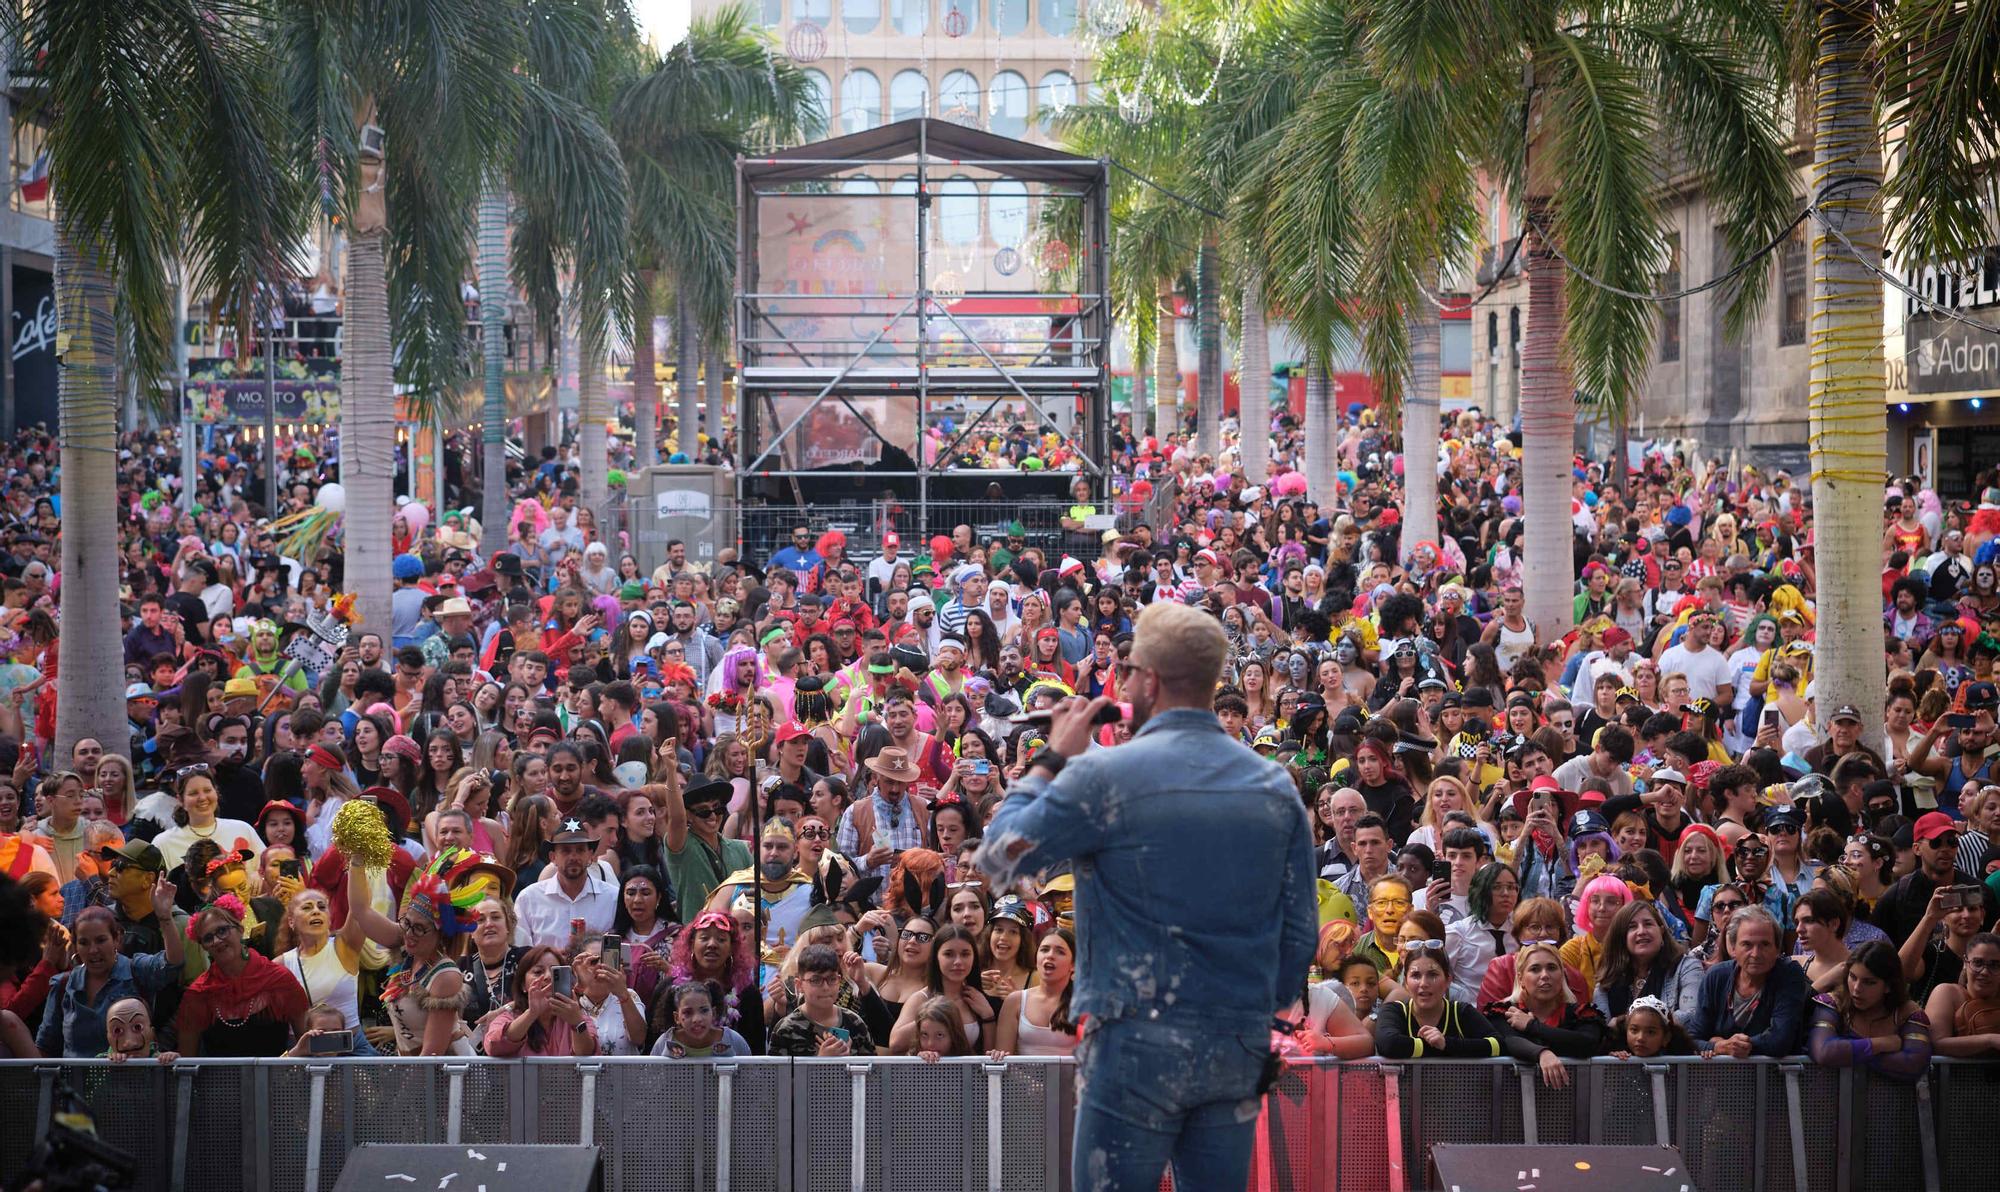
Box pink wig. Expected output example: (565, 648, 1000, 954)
(1573, 874, 1634, 936)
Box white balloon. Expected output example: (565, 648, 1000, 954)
(314, 482, 347, 513)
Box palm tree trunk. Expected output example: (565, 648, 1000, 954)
(1304, 356, 1334, 498)
(632, 269, 659, 469)
(52, 219, 125, 758)
(578, 332, 608, 518)
(1807, 0, 1888, 723)
(1239, 267, 1270, 485)
(1520, 213, 1576, 639)
(476, 179, 511, 556)
(1131, 363, 1150, 444)
(704, 337, 726, 458)
(1196, 238, 1221, 457)
(674, 288, 698, 457)
(1402, 300, 1442, 561)
(342, 230, 397, 638)
(1154, 283, 1179, 443)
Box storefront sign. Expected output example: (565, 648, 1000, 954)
(182, 378, 341, 424)
(9, 267, 56, 431)
(1901, 315, 2000, 396)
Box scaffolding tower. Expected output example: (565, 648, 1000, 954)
(734, 118, 1112, 522)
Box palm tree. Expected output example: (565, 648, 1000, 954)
(1238, 264, 1271, 484)
(612, 4, 815, 466)
(1345, 0, 1797, 638)
(22, 0, 296, 757)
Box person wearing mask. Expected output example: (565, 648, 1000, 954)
(37, 883, 184, 1057)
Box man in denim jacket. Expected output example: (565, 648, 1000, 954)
(978, 601, 1317, 1191)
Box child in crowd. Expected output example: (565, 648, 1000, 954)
(650, 980, 750, 1058)
(1609, 995, 1696, 1059)
(103, 998, 178, 1064)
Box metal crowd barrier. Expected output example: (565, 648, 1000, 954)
(2, 1056, 1994, 1192)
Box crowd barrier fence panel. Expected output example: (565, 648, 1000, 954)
(0, 1055, 1986, 1192)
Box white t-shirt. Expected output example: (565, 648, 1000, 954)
(1657, 642, 1736, 701)
(865, 553, 903, 592)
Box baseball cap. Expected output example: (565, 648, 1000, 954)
(774, 721, 812, 745)
(1829, 704, 1863, 724)
(1763, 805, 1804, 832)
(1912, 811, 1958, 844)
(97, 839, 164, 872)
(124, 683, 157, 701)
(883, 532, 900, 547)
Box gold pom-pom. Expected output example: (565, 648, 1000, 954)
(331, 798, 396, 869)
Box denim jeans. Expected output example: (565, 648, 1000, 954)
(1072, 1016, 1271, 1192)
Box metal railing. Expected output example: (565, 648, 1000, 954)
(3, 1056, 1992, 1192)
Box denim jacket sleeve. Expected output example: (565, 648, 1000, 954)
(973, 767, 1109, 888)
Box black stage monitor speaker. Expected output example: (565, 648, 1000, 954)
(1429, 1144, 1693, 1192)
(331, 1144, 602, 1192)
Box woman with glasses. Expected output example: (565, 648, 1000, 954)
(1490, 941, 1608, 1087)
(793, 815, 834, 875)
(860, 909, 939, 1045)
(1924, 931, 2000, 1057)
(888, 923, 996, 1054)
(177, 896, 309, 1056)
(345, 853, 485, 1055)
(1690, 882, 1751, 968)
(1445, 862, 1521, 1001)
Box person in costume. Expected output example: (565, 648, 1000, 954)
(233, 619, 308, 694)
(272, 884, 374, 1037)
(704, 816, 813, 955)
(659, 908, 764, 1053)
(176, 894, 309, 1056)
(345, 846, 506, 1055)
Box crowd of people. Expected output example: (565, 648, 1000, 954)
(1, 401, 1998, 1115)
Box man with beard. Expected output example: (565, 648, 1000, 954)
(545, 742, 601, 820)
(976, 601, 1315, 1191)
(705, 818, 813, 950)
(925, 634, 971, 704)
(514, 818, 617, 947)
(668, 598, 723, 678)
(207, 715, 266, 824)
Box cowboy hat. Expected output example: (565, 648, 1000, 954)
(865, 747, 923, 784)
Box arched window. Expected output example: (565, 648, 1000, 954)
(759, 0, 782, 26)
(939, 70, 980, 126)
(988, 70, 1028, 137)
(1036, 70, 1075, 131)
(1036, 0, 1075, 35)
(891, 0, 929, 36)
(890, 69, 930, 121)
(892, 174, 919, 196)
(939, 176, 980, 245)
(988, 180, 1029, 247)
(839, 70, 881, 134)
(843, 0, 880, 34)
(840, 177, 881, 195)
(795, 0, 832, 23)
(802, 69, 833, 139)
(992, 0, 1027, 35)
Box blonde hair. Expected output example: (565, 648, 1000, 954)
(94, 754, 138, 823)
(1510, 941, 1576, 1005)
(1132, 602, 1228, 697)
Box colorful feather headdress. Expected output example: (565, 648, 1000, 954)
(398, 847, 508, 938)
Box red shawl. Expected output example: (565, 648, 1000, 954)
(177, 949, 308, 1038)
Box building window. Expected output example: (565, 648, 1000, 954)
(940, 176, 980, 245)
(1779, 223, 1807, 346)
(1036, 70, 1076, 131)
(1037, 0, 1076, 35)
(939, 70, 980, 125)
(993, 0, 1027, 35)
(1658, 232, 1681, 363)
(760, 0, 782, 26)
(8, 119, 51, 220)
(989, 179, 1029, 247)
(890, 69, 930, 121)
(1508, 306, 1521, 357)
(844, 0, 880, 34)
(892, 0, 929, 36)
(839, 70, 881, 134)
(802, 69, 833, 139)
(988, 70, 1028, 137)
(796, 0, 833, 23)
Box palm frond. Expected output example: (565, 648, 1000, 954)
(1880, 0, 2000, 264)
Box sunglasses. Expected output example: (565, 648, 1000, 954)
(899, 928, 934, 943)
(689, 805, 726, 820)
(1402, 938, 1446, 954)
(1710, 900, 1747, 913)
(799, 827, 831, 840)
